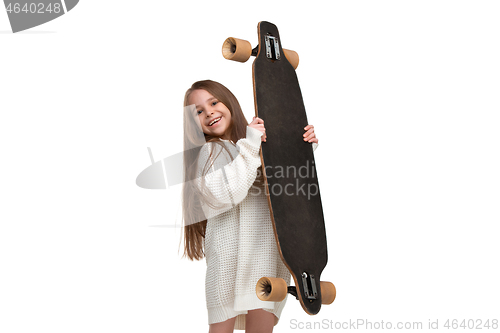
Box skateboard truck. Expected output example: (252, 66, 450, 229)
(250, 35, 281, 60)
(264, 35, 281, 61)
(301, 272, 318, 300)
(287, 272, 318, 300)
(287, 272, 318, 301)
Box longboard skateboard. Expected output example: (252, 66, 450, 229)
(222, 21, 336, 315)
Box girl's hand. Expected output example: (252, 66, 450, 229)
(303, 125, 318, 144)
(249, 117, 266, 142)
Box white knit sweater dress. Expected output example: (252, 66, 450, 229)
(197, 126, 317, 330)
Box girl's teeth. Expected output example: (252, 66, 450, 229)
(210, 117, 221, 126)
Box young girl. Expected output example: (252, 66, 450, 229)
(182, 80, 318, 333)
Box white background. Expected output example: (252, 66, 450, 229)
(1, 1, 499, 332)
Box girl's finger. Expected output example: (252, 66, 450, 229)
(250, 117, 260, 125)
(303, 128, 314, 137)
(304, 132, 316, 141)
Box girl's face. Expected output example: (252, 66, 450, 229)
(189, 89, 232, 140)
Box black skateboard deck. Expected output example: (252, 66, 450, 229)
(223, 21, 335, 315)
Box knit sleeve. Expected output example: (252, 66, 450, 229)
(196, 126, 263, 218)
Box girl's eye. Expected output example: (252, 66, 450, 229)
(196, 109, 203, 115)
(212, 101, 218, 106)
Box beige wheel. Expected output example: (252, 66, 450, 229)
(222, 37, 252, 62)
(283, 49, 299, 69)
(256, 277, 288, 302)
(320, 281, 336, 304)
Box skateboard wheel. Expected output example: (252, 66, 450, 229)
(222, 37, 252, 62)
(320, 282, 336, 304)
(256, 277, 288, 302)
(283, 49, 299, 69)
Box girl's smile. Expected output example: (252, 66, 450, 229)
(189, 89, 232, 140)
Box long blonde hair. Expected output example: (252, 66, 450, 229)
(182, 80, 248, 260)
